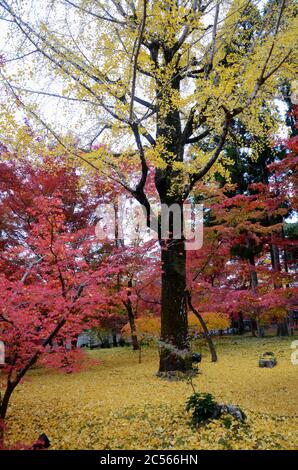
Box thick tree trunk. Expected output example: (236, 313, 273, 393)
(152, 62, 193, 373)
(159, 239, 192, 372)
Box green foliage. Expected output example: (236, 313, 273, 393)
(284, 222, 298, 240)
(222, 416, 233, 429)
(185, 392, 217, 428)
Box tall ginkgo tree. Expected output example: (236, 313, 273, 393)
(0, 0, 297, 372)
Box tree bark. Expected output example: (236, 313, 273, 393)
(238, 311, 245, 335)
(0, 381, 14, 422)
(270, 234, 289, 337)
(112, 330, 118, 347)
(250, 319, 258, 337)
(159, 239, 192, 372)
(0, 382, 14, 447)
(277, 317, 289, 337)
(154, 63, 193, 372)
(257, 323, 265, 338)
(124, 279, 140, 350)
(71, 335, 78, 349)
(246, 236, 265, 337)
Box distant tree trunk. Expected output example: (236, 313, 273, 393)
(115, 202, 139, 350)
(71, 335, 78, 349)
(257, 322, 265, 338)
(270, 237, 281, 277)
(277, 318, 289, 337)
(288, 311, 295, 336)
(282, 226, 289, 274)
(270, 232, 289, 337)
(124, 279, 140, 351)
(238, 312, 244, 335)
(230, 313, 235, 334)
(250, 319, 258, 337)
(112, 330, 118, 347)
(247, 240, 265, 338)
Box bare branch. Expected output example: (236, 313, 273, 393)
(64, 0, 125, 24)
(111, 0, 127, 18)
(21, 256, 44, 284)
(4, 49, 38, 62)
(133, 96, 156, 110)
(129, 0, 147, 121)
(88, 124, 111, 149)
(257, 0, 287, 84)
(262, 49, 293, 84)
(0, 2, 115, 86)
(131, 122, 148, 192)
(0, 314, 14, 325)
(204, 0, 220, 79)
(185, 129, 210, 145)
(10, 86, 101, 106)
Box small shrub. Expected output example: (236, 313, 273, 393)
(185, 392, 217, 427)
(118, 337, 126, 347)
(101, 338, 111, 349)
(222, 416, 233, 429)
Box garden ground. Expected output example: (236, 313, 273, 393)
(5, 336, 298, 450)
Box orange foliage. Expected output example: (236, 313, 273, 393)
(122, 312, 229, 339)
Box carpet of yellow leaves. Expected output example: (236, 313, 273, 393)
(5, 336, 298, 450)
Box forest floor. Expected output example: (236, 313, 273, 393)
(5, 335, 298, 450)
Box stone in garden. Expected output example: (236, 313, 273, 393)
(191, 353, 202, 363)
(212, 404, 246, 422)
(259, 352, 277, 368)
